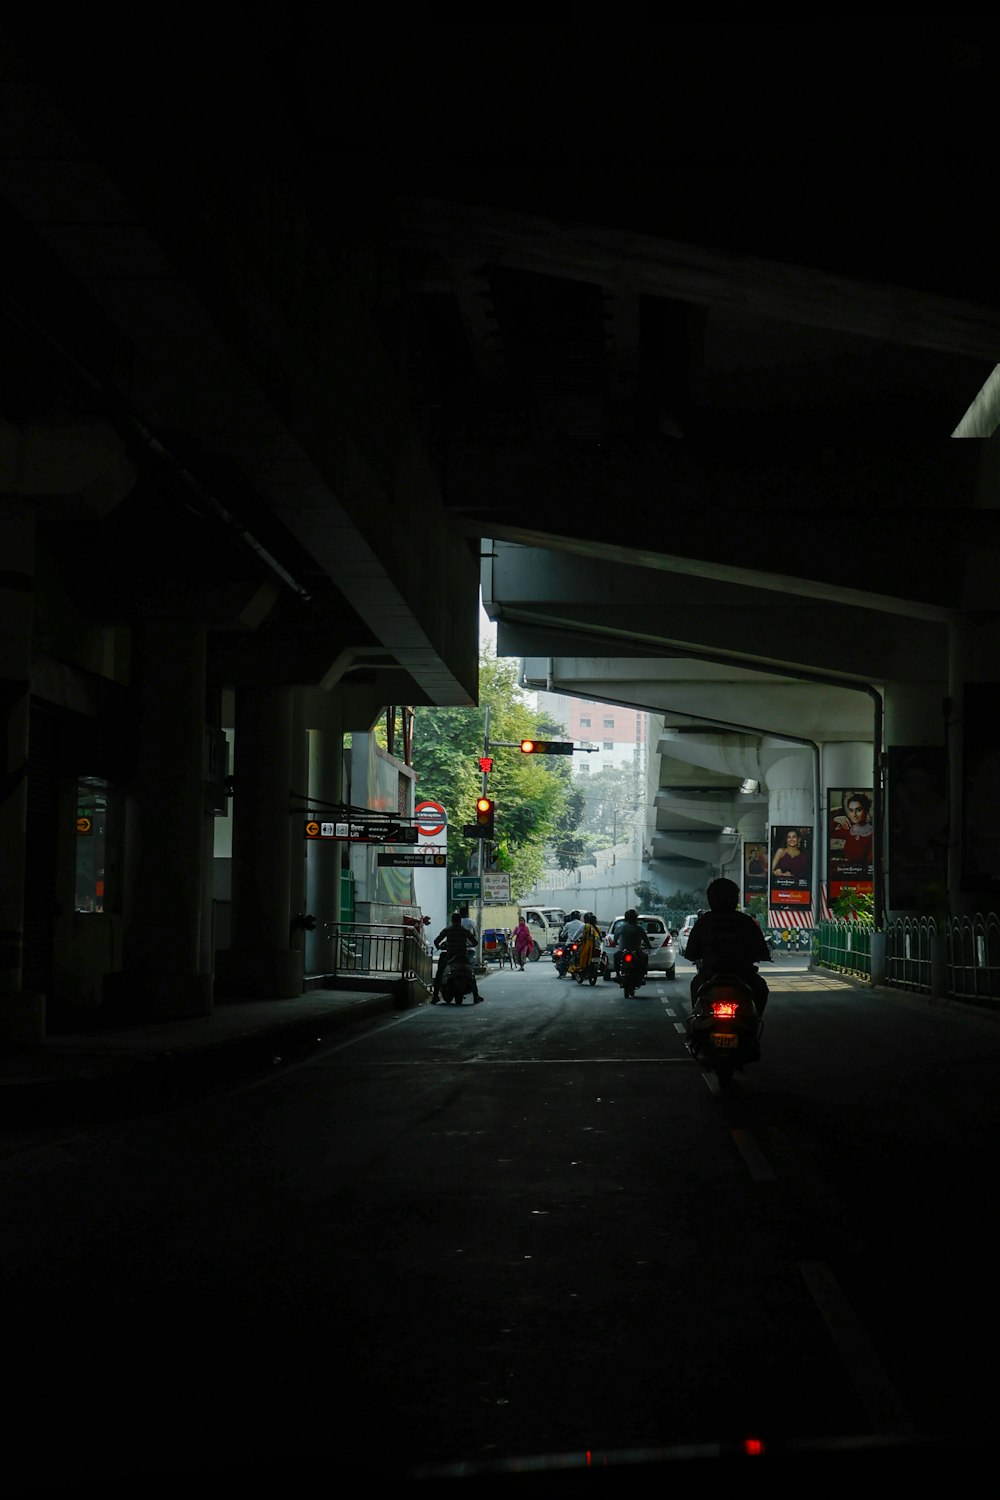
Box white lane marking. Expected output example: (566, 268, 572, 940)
(731, 1127, 775, 1181)
(799, 1260, 917, 1437)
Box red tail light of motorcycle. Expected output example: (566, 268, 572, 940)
(710, 999, 739, 1020)
(623, 952, 634, 965)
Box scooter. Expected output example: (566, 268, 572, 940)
(614, 948, 648, 998)
(685, 972, 763, 1088)
(438, 954, 477, 1005)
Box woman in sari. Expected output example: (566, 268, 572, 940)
(568, 911, 602, 978)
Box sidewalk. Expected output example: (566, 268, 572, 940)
(0, 985, 420, 1124)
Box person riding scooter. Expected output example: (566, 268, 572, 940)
(684, 878, 772, 1015)
(431, 911, 482, 1003)
(613, 909, 652, 983)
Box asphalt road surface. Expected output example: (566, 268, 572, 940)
(4, 951, 999, 1494)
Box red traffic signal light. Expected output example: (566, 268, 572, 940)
(475, 796, 495, 835)
(520, 739, 574, 755)
(478, 756, 494, 773)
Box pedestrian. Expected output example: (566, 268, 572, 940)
(512, 915, 534, 970)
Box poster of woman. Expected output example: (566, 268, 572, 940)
(769, 826, 813, 908)
(743, 841, 768, 904)
(827, 788, 874, 902)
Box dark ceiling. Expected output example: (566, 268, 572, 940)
(5, 20, 1000, 580)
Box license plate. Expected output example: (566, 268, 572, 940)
(712, 1032, 739, 1049)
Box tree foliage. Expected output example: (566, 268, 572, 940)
(410, 649, 580, 899)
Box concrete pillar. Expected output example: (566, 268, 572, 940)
(760, 738, 815, 929)
(821, 742, 874, 799)
(115, 617, 213, 1018)
(948, 617, 1000, 919)
(0, 502, 44, 1043)
(305, 698, 344, 975)
(882, 683, 948, 920)
(219, 686, 302, 998)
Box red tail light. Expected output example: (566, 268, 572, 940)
(710, 1000, 739, 1019)
(623, 952, 634, 965)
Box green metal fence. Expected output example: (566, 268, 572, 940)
(816, 913, 1000, 1011)
(816, 919, 872, 979)
(945, 913, 1000, 1005)
(885, 915, 936, 993)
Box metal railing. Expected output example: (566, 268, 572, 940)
(317, 922, 433, 987)
(945, 912, 1000, 1005)
(816, 919, 872, 979)
(816, 913, 1000, 1011)
(884, 916, 936, 993)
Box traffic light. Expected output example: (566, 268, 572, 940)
(476, 796, 495, 836)
(519, 739, 574, 755)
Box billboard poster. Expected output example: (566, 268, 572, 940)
(827, 787, 874, 904)
(887, 747, 948, 909)
(962, 685, 1000, 893)
(769, 825, 813, 909)
(742, 840, 768, 905)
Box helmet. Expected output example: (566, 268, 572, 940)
(624, 908, 638, 922)
(706, 878, 740, 911)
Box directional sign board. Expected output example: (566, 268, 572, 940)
(378, 851, 448, 868)
(450, 875, 482, 902)
(482, 871, 511, 901)
(304, 821, 419, 842)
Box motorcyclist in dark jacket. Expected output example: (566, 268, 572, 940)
(684, 878, 772, 1014)
(613, 909, 651, 980)
(431, 912, 482, 1003)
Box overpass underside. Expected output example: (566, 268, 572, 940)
(3, 22, 1000, 1044)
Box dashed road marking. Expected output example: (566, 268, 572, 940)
(799, 1260, 917, 1437)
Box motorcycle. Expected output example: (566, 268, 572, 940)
(439, 954, 477, 1005)
(572, 952, 601, 986)
(552, 940, 579, 978)
(614, 948, 648, 998)
(685, 972, 763, 1088)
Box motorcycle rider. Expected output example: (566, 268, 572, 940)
(568, 911, 602, 980)
(430, 911, 483, 1003)
(613, 908, 652, 982)
(555, 910, 584, 978)
(685, 877, 772, 1015)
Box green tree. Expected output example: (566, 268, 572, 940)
(549, 783, 588, 871)
(410, 648, 580, 899)
(577, 763, 641, 848)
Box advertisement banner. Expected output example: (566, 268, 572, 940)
(887, 747, 948, 908)
(769, 825, 813, 909)
(827, 787, 874, 904)
(742, 840, 768, 905)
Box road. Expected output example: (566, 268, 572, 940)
(4, 951, 999, 1493)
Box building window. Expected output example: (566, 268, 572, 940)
(580, 717, 591, 727)
(603, 717, 614, 727)
(603, 741, 614, 751)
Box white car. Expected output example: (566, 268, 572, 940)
(677, 913, 702, 955)
(602, 914, 676, 981)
